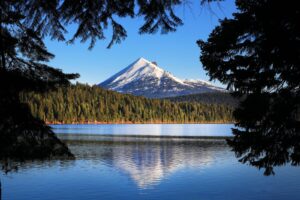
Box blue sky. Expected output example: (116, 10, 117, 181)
(45, 0, 236, 86)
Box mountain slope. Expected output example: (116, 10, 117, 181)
(165, 92, 239, 107)
(99, 57, 225, 98)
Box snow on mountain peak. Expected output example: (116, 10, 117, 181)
(112, 57, 165, 86)
(99, 57, 226, 98)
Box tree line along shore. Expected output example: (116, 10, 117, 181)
(20, 83, 234, 124)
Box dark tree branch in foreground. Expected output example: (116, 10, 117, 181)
(1, 0, 186, 51)
(199, 0, 300, 175)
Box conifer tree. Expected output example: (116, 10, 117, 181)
(198, 0, 300, 175)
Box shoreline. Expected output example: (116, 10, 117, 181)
(46, 121, 234, 125)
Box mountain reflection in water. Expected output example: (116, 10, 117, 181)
(2, 135, 299, 200)
(65, 135, 230, 188)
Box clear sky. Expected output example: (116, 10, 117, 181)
(45, 0, 237, 86)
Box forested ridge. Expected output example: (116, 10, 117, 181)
(165, 92, 239, 107)
(20, 84, 234, 124)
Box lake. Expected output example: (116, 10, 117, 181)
(51, 124, 234, 137)
(1, 124, 300, 200)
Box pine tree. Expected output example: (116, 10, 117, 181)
(198, 0, 300, 175)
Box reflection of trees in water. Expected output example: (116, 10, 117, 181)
(68, 138, 229, 188)
(0, 159, 76, 175)
(0, 139, 229, 191)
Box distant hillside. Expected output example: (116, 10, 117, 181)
(165, 92, 239, 107)
(20, 83, 234, 124)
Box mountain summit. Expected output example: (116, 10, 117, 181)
(99, 57, 225, 98)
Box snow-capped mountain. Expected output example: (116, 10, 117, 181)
(99, 57, 225, 98)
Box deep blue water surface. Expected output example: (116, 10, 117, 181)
(1, 124, 300, 200)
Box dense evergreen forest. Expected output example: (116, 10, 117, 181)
(20, 84, 234, 124)
(165, 92, 240, 107)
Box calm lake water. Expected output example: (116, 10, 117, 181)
(1, 124, 300, 200)
(51, 124, 234, 136)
